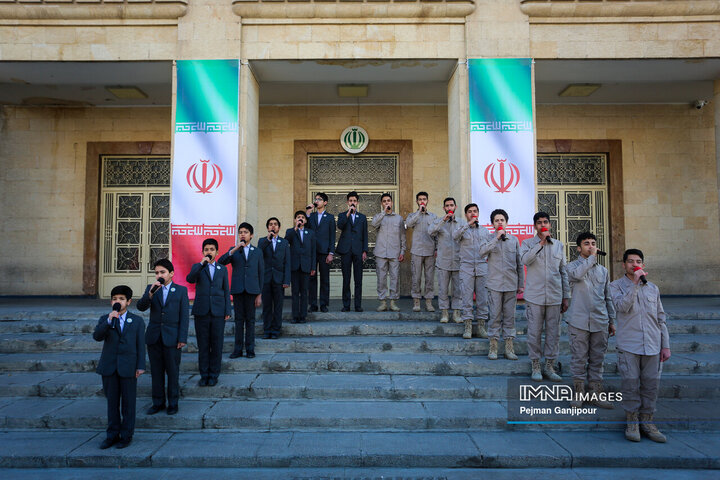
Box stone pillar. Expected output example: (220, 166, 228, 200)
(447, 60, 471, 206)
(715, 80, 720, 266)
(238, 62, 260, 228)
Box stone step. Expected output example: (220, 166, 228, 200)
(3, 317, 718, 337)
(0, 429, 717, 469)
(0, 396, 718, 433)
(0, 332, 718, 356)
(1, 351, 718, 376)
(2, 372, 718, 401)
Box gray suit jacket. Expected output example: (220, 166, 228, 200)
(186, 262, 232, 317)
(218, 245, 265, 295)
(93, 311, 146, 378)
(137, 283, 190, 347)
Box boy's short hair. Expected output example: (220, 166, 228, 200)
(443, 197, 456, 206)
(347, 191, 359, 201)
(623, 248, 644, 262)
(315, 192, 329, 202)
(154, 258, 174, 272)
(576, 232, 597, 245)
(533, 211, 550, 224)
(464, 203, 478, 214)
(416, 191, 429, 200)
(381, 193, 392, 202)
(266, 217, 280, 228)
(490, 209, 508, 223)
(110, 285, 133, 300)
(238, 222, 254, 235)
(294, 210, 308, 220)
(202, 238, 219, 250)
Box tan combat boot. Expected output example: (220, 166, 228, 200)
(440, 309, 449, 323)
(463, 318, 472, 339)
(571, 380, 585, 408)
(589, 381, 614, 410)
(488, 338, 498, 360)
(425, 299, 435, 312)
(412, 298, 421, 312)
(544, 359, 562, 382)
(504, 338, 518, 360)
(377, 300, 387, 312)
(625, 411, 641, 442)
(531, 359, 542, 382)
(639, 413, 667, 443)
(475, 318, 488, 339)
(389, 300, 400, 312)
(453, 309, 462, 323)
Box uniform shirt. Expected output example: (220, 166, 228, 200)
(479, 233, 523, 292)
(107, 312, 126, 332)
(371, 211, 407, 259)
(610, 275, 670, 356)
(452, 223, 489, 276)
(519, 235, 569, 306)
(162, 282, 173, 305)
(429, 217, 460, 271)
(405, 210, 438, 256)
(208, 262, 216, 280)
(566, 254, 616, 332)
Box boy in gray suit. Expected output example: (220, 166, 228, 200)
(336, 191, 368, 312)
(258, 217, 291, 338)
(285, 211, 317, 324)
(219, 222, 265, 359)
(93, 285, 145, 449)
(406, 191, 438, 312)
(429, 197, 462, 324)
(372, 193, 406, 312)
(186, 238, 231, 387)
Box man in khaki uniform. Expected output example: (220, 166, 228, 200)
(519, 211, 569, 382)
(453, 203, 490, 340)
(405, 191, 438, 312)
(610, 248, 671, 443)
(479, 209, 524, 360)
(371, 193, 406, 312)
(566, 232, 616, 409)
(429, 197, 462, 324)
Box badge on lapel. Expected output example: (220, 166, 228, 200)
(170, 287, 176, 292)
(216, 265, 221, 270)
(127, 318, 133, 324)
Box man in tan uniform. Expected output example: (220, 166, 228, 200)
(611, 248, 671, 443)
(429, 197, 462, 324)
(371, 193, 406, 312)
(406, 191, 438, 312)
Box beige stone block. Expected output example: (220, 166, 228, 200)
(298, 41, 338, 59)
(656, 23, 689, 41)
(394, 24, 420, 42)
(366, 24, 396, 42)
(673, 40, 704, 57)
(311, 24, 340, 42)
(339, 24, 367, 41)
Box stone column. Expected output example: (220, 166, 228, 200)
(238, 62, 260, 227)
(447, 60, 471, 206)
(715, 80, 720, 244)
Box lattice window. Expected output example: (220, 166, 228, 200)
(309, 155, 397, 186)
(537, 154, 605, 185)
(103, 157, 171, 187)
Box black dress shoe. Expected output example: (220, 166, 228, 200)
(229, 352, 243, 359)
(198, 377, 208, 387)
(263, 333, 272, 339)
(100, 435, 119, 449)
(116, 437, 132, 449)
(270, 333, 279, 339)
(246, 351, 256, 358)
(207, 378, 218, 386)
(298, 318, 307, 324)
(291, 318, 299, 324)
(341, 307, 350, 312)
(146, 405, 165, 415)
(320, 305, 329, 313)
(167, 406, 178, 415)
(308, 305, 319, 312)
(355, 306, 364, 312)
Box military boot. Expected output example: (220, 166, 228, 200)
(453, 309, 462, 323)
(589, 381, 614, 410)
(488, 338, 498, 360)
(377, 300, 387, 312)
(531, 359, 542, 382)
(425, 299, 435, 312)
(463, 318, 472, 339)
(504, 338, 518, 360)
(389, 300, 400, 312)
(544, 359, 562, 382)
(625, 411, 641, 442)
(412, 298, 421, 312)
(440, 309, 449, 323)
(639, 413, 667, 443)
(571, 380, 585, 408)
(475, 318, 488, 339)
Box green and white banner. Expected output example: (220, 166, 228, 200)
(468, 58, 535, 241)
(171, 59, 239, 298)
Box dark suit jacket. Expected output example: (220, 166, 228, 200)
(258, 236, 291, 286)
(336, 211, 369, 256)
(218, 245, 265, 295)
(186, 262, 232, 317)
(285, 228, 317, 273)
(137, 282, 190, 347)
(93, 311, 146, 378)
(308, 211, 336, 255)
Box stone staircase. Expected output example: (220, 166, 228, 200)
(0, 298, 719, 473)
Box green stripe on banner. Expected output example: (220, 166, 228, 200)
(175, 59, 239, 129)
(468, 58, 532, 131)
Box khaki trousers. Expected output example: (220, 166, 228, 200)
(411, 254, 435, 299)
(617, 350, 661, 414)
(376, 256, 400, 300)
(487, 289, 517, 339)
(436, 268, 462, 310)
(568, 324, 608, 382)
(525, 302, 561, 361)
(460, 271, 488, 321)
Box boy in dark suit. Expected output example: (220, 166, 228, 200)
(258, 217, 291, 338)
(306, 192, 336, 313)
(186, 238, 232, 387)
(93, 285, 145, 449)
(137, 258, 189, 416)
(219, 222, 264, 358)
(336, 191, 368, 312)
(285, 210, 317, 324)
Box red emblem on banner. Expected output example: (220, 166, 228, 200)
(484, 158, 520, 194)
(186, 159, 223, 194)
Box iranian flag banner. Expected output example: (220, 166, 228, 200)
(171, 59, 239, 299)
(468, 58, 536, 243)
